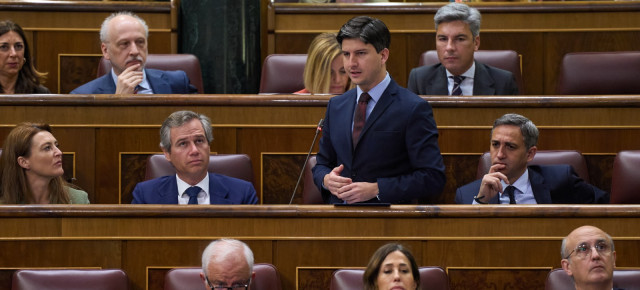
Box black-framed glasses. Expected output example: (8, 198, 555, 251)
(564, 241, 612, 259)
(205, 276, 251, 290)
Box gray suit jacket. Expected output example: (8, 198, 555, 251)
(407, 61, 519, 95)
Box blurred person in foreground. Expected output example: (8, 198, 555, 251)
(364, 243, 419, 290)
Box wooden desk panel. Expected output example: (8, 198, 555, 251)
(0, 205, 639, 290)
(0, 95, 638, 204)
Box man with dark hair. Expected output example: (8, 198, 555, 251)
(71, 11, 197, 94)
(131, 110, 257, 204)
(561, 225, 617, 290)
(312, 16, 445, 204)
(455, 113, 608, 204)
(407, 3, 518, 96)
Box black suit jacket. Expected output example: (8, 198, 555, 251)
(455, 165, 609, 204)
(407, 61, 519, 95)
(312, 79, 446, 204)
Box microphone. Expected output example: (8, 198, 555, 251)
(289, 119, 324, 204)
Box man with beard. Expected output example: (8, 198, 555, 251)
(71, 11, 197, 94)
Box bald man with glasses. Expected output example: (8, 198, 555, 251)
(561, 225, 618, 290)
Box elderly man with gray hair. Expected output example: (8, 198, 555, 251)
(131, 110, 257, 204)
(455, 113, 608, 204)
(200, 239, 255, 290)
(407, 3, 518, 96)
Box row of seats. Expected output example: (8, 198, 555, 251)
(10, 264, 282, 290)
(143, 150, 640, 204)
(259, 51, 640, 95)
(10, 266, 640, 289)
(303, 150, 640, 204)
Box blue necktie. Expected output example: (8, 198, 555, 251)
(185, 186, 202, 204)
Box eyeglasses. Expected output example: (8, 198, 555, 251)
(205, 276, 251, 290)
(564, 241, 612, 259)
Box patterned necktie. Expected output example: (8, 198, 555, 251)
(185, 186, 202, 204)
(452, 76, 465, 96)
(504, 185, 516, 204)
(352, 92, 371, 148)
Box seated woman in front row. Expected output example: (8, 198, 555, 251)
(0, 123, 89, 204)
(0, 20, 50, 94)
(295, 32, 351, 95)
(364, 243, 420, 290)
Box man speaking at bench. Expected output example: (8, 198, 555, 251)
(71, 12, 197, 94)
(132, 111, 257, 204)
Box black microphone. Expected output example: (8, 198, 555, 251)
(289, 119, 324, 204)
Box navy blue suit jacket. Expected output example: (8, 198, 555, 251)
(455, 165, 609, 204)
(131, 173, 258, 204)
(407, 61, 519, 95)
(71, 68, 197, 94)
(312, 79, 446, 204)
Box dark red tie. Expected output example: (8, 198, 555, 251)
(352, 92, 371, 148)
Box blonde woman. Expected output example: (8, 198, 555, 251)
(295, 33, 351, 95)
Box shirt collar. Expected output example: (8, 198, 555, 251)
(445, 61, 476, 79)
(356, 72, 390, 103)
(500, 168, 529, 197)
(175, 173, 210, 198)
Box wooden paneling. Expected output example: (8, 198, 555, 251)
(0, 94, 638, 204)
(0, 1, 175, 94)
(268, 3, 640, 94)
(0, 205, 639, 290)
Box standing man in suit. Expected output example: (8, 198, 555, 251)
(407, 3, 519, 96)
(200, 239, 255, 290)
(71, 11, 197, 94)
(455, 113, 608, 204)
(561, 225, 617, 290)
(312, 16, 446, 204)
(132, 110, 257, 204)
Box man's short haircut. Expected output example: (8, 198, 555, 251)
(336, 16, 390, 53)
(560, 228, 615, 263)
(159, 110, 213, 153)
(492, 113, 539, 150)
(434, 3, 481, 38)
(100, 11, 149, 43)
(201, 239, 254, 277)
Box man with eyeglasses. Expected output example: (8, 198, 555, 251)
(200, 239, 254, 290)
(561, 225, 617, 290)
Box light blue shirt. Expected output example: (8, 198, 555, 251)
(445, 62, 475, 96)
(498, 168, 537, 204)
(110, 68, 153, 94)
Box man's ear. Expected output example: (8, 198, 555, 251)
(474, 35, 480, 51)
(17, 156, 29, 170)
(162, 148, 171, 163)
(200, 272, 208, 288)
(526, 145, 537, 162)
(379, 48, 390, 65)
(561, 259, 572, 276)
(101, 43, 110, 60)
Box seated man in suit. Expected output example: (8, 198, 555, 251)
(561, 225, 617, 290)
(407, 3, 518, 96)
(456, 113, 608, 204)
(200, 239, 254, 290)
(312, 16, 446, 204)
(132, 111, 257, 204)
(71, 11, 197, 94)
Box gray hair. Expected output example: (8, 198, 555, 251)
(100, 11, 149, 43)
(201, 239, 254, 277)
(159, 110, 213, 152)
(561, 230, 615, 262)
(492, 113, 539, 150)
(434, 3, 481, 38)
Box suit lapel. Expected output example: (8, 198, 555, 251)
(472, 61, 496, 95)
(146, 69, 171, 94)
(357, 79, 397, 145)
(529, 167, 553, 204)
(429, 65, 449, 95)
(96, 73, 117, 94)
(159, 176, 180, 204)
(209, 173, 232, 204)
